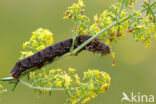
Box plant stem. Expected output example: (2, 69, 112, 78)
(118, 0, 125, 18)
(117, 0, 125, 33)
(19, 80, 78, 91)
(72, 7, 148, 55)
(70, 26, 78, 54)
(72, 16, 130, 55)
(19, 80, 65, 91)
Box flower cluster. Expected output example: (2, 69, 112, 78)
(64, 0, 156, 66)
(69, 0, 155, 45)
(63, 0, 90, 35)
(127, 0, 156, 47)
(29, 68, 111, 104)
(20, 28, 54, 59)
(89, 4, 129, 43)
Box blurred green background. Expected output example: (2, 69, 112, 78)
(0, 0, 156, 104)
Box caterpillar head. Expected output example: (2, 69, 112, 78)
(85, 39, 111, 55)
(100, 44, 110, 55)
(10, 62, 23, 79)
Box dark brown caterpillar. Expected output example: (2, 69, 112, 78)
(10, 35, 110, 79)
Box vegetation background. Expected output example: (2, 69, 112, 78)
(0, 0, 155, 104)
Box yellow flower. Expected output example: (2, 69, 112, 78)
(30, 72, 35, 78)
(20, 28, 54, 59)
(49, 69, 56, 74)
(31, 33, 38, 40)
(46, 38, 54, 46)
(48, 81, 52, 86)
(136, 25, 146, 29)
(105, 39, 110, 46)
(55, 79, 62, 88)
(42, 68, 49, 79)
(120, 24, 128, 31)
(123, 20, 129, 25)
(74, 74, 81, 86)
(78, 0, 84, 7)
(68, 68, 76, 73)
(71, 4, 80, 9)
(23, 41, 30, 49)
(101, 72, 111, 84)
(106, 76, 111, 83)
(63, 16, 69, 19)
(90, 23, 101, 33)
(36, 45, 45, 51)
(76, 89, 81, 97)
(32, 40, 37, 47)
(27, 51, 33, 56)
(70, 98, 79, 104)
(106, 17, 112, 24)
(150, 23, 156, 32)
(94, 14, 98, 22)
(79, 25, 84, 31)
(121, 10, 127, 17)
(62, 74, 72, 88)
(99, 85, 107, 93)
(20, 51, 33, 58)
(145, 41, 151, 48)
(101, 10, 109, 18)
(111, 5, 117, 9)
(133, 10, 141, 16)
(111, 52, 115, 59)
(56, 68, 62, 72)
(90, 79, 94, 90)
(0, 85, 3, 89)
(93, 69, 100, 78)
(81, 97, 91, 104)
(91, 92, 97, 98)
(140, 35, 145, 40)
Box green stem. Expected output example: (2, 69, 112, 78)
(19, 80, 65, 91)
(19, 80, 77, 91)
(117, 0, 125, 33)
(72, 16, 131, 55)
(145, 1, 156, 23)
(70, 28, 78, 54)
(118, 0, 125, 18)
(72, 7, 148, 55)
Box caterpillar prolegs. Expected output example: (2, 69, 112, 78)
(10, 35, 110, 79)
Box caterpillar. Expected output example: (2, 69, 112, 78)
(10, 35, 110, 79)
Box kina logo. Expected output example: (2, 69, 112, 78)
(121, 92, 155, 103)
